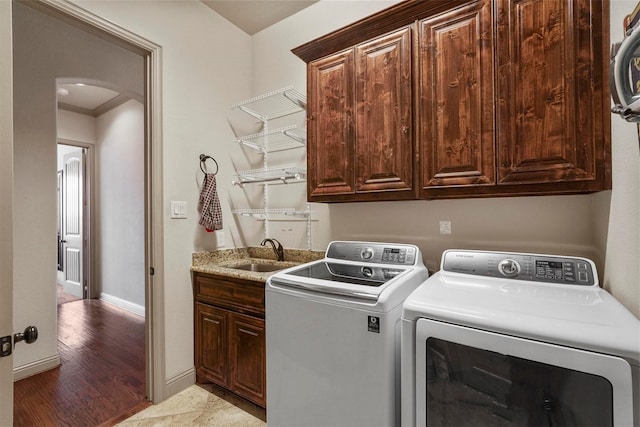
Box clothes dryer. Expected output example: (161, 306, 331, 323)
(401, 250, 640, 426)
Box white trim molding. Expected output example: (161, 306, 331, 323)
(164, 367, 196, 400)
(13, 354, 61, 382)
(100, 293, 146, 317)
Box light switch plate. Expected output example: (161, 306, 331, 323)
(170, 201, 187, 219)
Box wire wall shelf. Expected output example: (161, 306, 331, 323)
(233, 165, 306, 186)
(230, 86, 311, 248)
(231, 86, 306, 122)
(232, 208, 311, 220)
(236, 125, 306, 153)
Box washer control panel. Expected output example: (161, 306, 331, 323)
(442, 250, 597, 286)
(326, 241, 421, 266)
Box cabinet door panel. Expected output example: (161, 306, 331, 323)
(496, 0, 605, 186)
(230, 314, 266, 407)
(195, 303, 229, 387)
(420, 0, 495, 191)
(355, 27, 414, 193)
(308, 50, 356, 198)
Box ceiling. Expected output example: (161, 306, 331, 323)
(201, 0, 317, 35)
(57, 84, 130, 117)
(57, 1, 317, 114)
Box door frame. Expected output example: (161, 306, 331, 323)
(0, 0, 14, 422)
(36, 0, 166, 403)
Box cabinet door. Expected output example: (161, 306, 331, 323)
(307, 49, 356, 200)
(355, 27, 414, 196)
(495, 0, 609, 190)
(229, 313, 266, 407)
(419, 0, 496, 196)
(195, 302, 229, 387)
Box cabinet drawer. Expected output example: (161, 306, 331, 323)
(193, 272, 265, 317)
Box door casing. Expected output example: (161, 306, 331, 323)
(0, 0, 14, 422)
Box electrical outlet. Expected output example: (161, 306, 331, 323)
(216, 230, 225, 247)
(439, 220, 452, 235)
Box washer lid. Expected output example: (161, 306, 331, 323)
(287, 261, 405, 286)
(269, 259, 413, 302)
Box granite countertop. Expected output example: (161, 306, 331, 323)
(191, 247, 325, 282)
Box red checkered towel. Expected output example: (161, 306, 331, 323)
(198, 173, 223, 232)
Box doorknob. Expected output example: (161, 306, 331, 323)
(14, 325, 38, 345)
(0, 326, 38, 357)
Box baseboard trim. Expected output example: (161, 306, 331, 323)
(163, 367, 195, 401)
(63, 282, 82, 298)
(100, 293, 145, 317)
(13, 353, 61, 381)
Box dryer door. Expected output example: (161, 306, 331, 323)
(415, 319, 634, 426)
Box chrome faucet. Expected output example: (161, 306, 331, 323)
(261, 238, 284, 262)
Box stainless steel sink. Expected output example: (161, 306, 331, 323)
(231, 263, 284, 272)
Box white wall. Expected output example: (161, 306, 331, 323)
(605, 1, 640, 317)
(58, 109, 96, 143)
(96, 99, 145, 312)
(253, 0, 639, 317)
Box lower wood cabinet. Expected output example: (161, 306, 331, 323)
(193, 272, 266, 408)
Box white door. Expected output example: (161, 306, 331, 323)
(0, 0, 13, 421)
(62, 149, 85, 298)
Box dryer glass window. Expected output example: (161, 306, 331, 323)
(424, 338, 613, 426)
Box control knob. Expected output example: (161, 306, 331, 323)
(498, 258, 520, 277)
(361, 267, 374, 278)
(361, 247, 374, 261)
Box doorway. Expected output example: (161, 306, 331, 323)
(57, 143, 87, 304)
(10, 0, 165, 413)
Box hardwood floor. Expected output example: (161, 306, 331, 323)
(14, 299, 150, 426)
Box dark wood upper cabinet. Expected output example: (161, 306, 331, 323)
(306, 27, 415, 202)
(494, 0, 610, 194)
(419, 0, 496, 196)
(294, 0, 610, 202)
(356, 28, 414, 195)
(307, 50, 356, 199)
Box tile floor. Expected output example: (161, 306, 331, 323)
(116, 384, 266, 426)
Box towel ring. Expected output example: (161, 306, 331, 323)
(199, 154, 218, 175)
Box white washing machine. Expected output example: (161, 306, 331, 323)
(266, 241, 428, 427)
(401, 249, 640, 427)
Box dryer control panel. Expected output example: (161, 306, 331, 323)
(442, 250, 597, 286)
